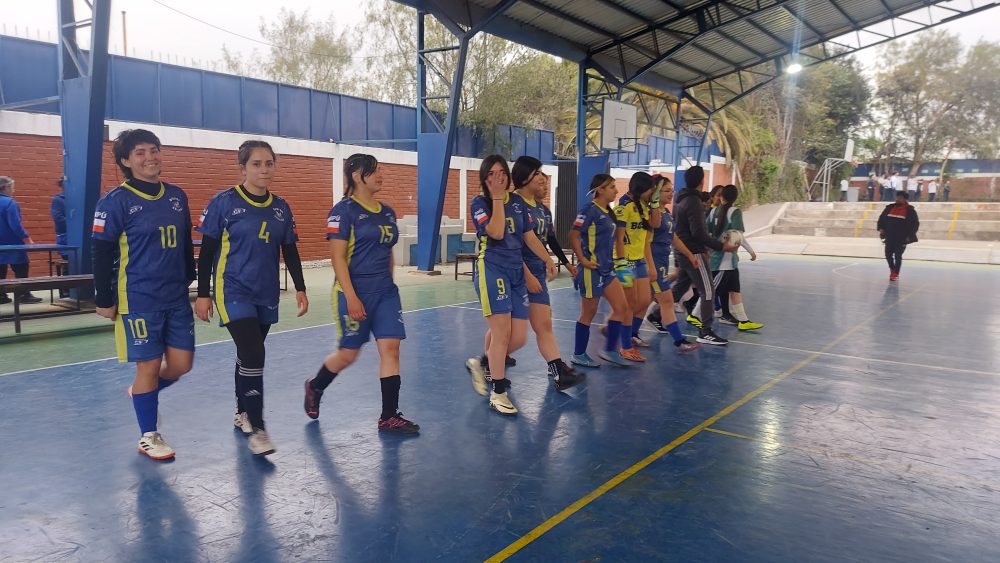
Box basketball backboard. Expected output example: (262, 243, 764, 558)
(601, 100, 638, 153)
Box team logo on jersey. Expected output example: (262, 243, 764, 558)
(92, 211, 107, 233)
(133, 337, 148, 346)
(128, 205, 143, 215)
(273, 207, 286, 222)
(474, 209, 489, 225)
(358, 213, 369, 220)
(327, 215, 341, 234)
(169, 197, 183, 213)
(231, 208, 246, 216)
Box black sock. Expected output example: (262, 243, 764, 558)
(480, 354, 488, 367)
(380, 375, 401, 420)
(311, 364, 338, 391)
(234, 360, 242, 413)
(238, 365, 265, 430)
(492, 378, 509, 394)
(546, 359, 562, 379)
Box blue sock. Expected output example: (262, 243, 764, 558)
(605, 320, 621, 352)
(620, 320, 633, 350)
(574, 322, 590, 356)
(666, 321, 684, 344)
(631, 316, 643, 338)
(132, 390, 159, 434)
(157, 377, 176, 391)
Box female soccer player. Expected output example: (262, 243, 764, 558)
(464, 155, 556, 415)
(510, 156, 582, 390)
(707, 184, 762, 331)
(569, 174, 632, 367)
(195, 140, 308, 456)
(92, 129, 195, 461)
(303, 154, 419, 433)
(613, 172, 656, 361)
(645, 175, 700, 352)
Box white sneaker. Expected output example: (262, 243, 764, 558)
(714, 308, 723, 318)
(466, 357, 487, 396)
(138, 432, 175, 460)
(233, 412, 253, 435)
(248, 429, 276, 456)
(489, 391, 518, 415)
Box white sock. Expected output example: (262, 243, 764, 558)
(731, 302, 749, 322)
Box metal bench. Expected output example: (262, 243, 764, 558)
(0, 274, 95, 334)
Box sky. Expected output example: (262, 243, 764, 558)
(1, 0, 998, 76)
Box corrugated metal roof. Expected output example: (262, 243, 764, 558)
(396, 0, 996, 91)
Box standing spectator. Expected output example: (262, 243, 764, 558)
(839, 178, 849, 202)
(880, 174, 891, 201)
(877, 191, 920, 282)
(915, 179, 923, 201)
(50, 179, 69, 296)
(927, 179, 938, 202)
(867, 174, 877, 201)
(0, 176, 42, 304)
(943, 180, 951, 201)
(889, 171, 901, 200)
(906, 176, 917, 201)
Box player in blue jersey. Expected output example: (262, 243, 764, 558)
(568, 174, 631, 367)
(644, 175, 699, 352)
(92, 129, 195, 461)
(195, 140, 309, 456)
(464, 155, 556, 415)
(303, 154, 418, 434)
(505, 156, 582, 391)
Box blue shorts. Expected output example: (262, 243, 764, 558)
(631, 258, 649, 278)
(115, 304, 195, 363)
(576, 268, 617, 299)
(650, 258, 671, 294)
(216, 300, 279, 327)
(333, 284, 406, 350)
(474, 259, 528, 319)
(526, 262, 550, 306)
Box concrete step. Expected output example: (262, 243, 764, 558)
(771, 225, 1000, 241)
(783, 209, 1000, 221)
(786, 202, 1000, 211)
(776, 217, 1000, 231)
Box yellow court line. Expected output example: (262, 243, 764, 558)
(485, 285, 925, 562)
(853, 209, 870, 238)
(704, 427, 754, 440)
(946, 204, 961, 239)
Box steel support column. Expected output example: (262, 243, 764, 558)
(58, 0, 111, 290)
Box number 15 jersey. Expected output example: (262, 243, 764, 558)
(327, 196, 399, 294)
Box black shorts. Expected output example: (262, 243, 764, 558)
(712, 269, 741, 293)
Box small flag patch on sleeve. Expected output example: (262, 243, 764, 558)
(474, 209, 488, 225)
(327, 215, 340, 234)
(92, 218, 106, 233)
(573, 214, 586, 228)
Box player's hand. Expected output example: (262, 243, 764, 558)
(346, 294, 366, 321)
(96, 305, 117, 320)
(689, 254, 701, 269)
(525, 271, 542, 294)
(485, 169, 508, 200)
(194, 297, 213, 322)
(750, 252, 758, 261)
(614, 258, 634, 288)
(545, 260, 557, 282)
(667, 270, 679, 283)
(566, 263, 578, 277)
(722, 243, 739, 253)
(581, 259, 599, 270)
(296, 291, 309, 317)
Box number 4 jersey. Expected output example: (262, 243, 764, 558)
(92, 181, 193, 314)
(198, 185, 298, 306)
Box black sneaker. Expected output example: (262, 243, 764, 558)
(646, 313, 667, 333)
(505, 355, 516, 367)
(719, 315, 739, 325)
(553, 364, 584, 391)
(0, 294, 10, 305)
(303, 378, 323, 419)
(378, 411, 420, 434)
(696, 330, 729, 346)
(16, 293, 42, 304)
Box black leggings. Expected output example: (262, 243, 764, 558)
(227, 318, 271, 428)
(713, 270, 741, 318)
(885, 242, 906, 273)
(0, 263, 29, 296)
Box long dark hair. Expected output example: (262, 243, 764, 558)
(628, 172, 654, 229)
(713, 184, 739, 237)
(588, 174, 615, 219)
(511, 156, 542, 189)
(478, 154, 511, 213)
(344, 153, 378, 197)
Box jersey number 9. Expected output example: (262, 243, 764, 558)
(496, 278, 506, 295)
(158, 225, 177, 249)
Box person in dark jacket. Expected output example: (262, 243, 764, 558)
(877, 190, 919, 281)
(670, 166, 736, 346)
(0, 176, 42, 304)
(50, 179, 69, 296)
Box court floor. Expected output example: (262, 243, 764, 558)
(1, 256, 998, 562)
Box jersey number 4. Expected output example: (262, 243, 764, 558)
(258, 221, 271, 243)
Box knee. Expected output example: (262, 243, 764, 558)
(237, 343, 266, 369)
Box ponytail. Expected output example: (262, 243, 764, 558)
(344, 153, 378, 197)
(714, 184, 739, 237)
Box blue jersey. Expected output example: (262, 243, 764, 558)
(651, 209, 674, 262)
(0, 194, 30, 264)
(520, 197, 554, 270)
(198, 186, 297, 306)
(92, 182, 192, 314)
(327, 196, 398, 293)
(571, 201, 615, 273)
(471, 193, 534, 271)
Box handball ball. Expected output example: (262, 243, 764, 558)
(723, 229, 743, 246)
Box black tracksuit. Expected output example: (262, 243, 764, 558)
(671, 188, 724, 333)
(877, 202, 919, 273)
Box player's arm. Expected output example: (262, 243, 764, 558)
(331, 238, 365, 321)
(280, 242, 308, 317)
(672, 233, 699, 267)
(194, 236, 220, 321)
(484, 202, 507, 240)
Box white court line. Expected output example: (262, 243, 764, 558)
(831, 262, 869, 282)
(0, 301, 489, 379)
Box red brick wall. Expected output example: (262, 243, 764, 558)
(850, 176, 1000, 201)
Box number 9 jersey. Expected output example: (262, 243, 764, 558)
(92, 181, 193, 314)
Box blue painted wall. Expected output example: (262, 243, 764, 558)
(0, 35, 555, 161)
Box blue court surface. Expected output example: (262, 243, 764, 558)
(1, 256, 999, 562)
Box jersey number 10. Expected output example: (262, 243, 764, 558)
(158, 225, 177, 249)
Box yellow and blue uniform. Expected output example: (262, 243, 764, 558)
(198, 186, 297, 326)
(571, 201, 616, 298)
(327, 196, 404, 349)
(521, 197, 555, 306)
(650, 209, 674, 293)
(470, 193, 533, 318)
(92, 182, 194, 362)
(613, 194, 650, 278)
